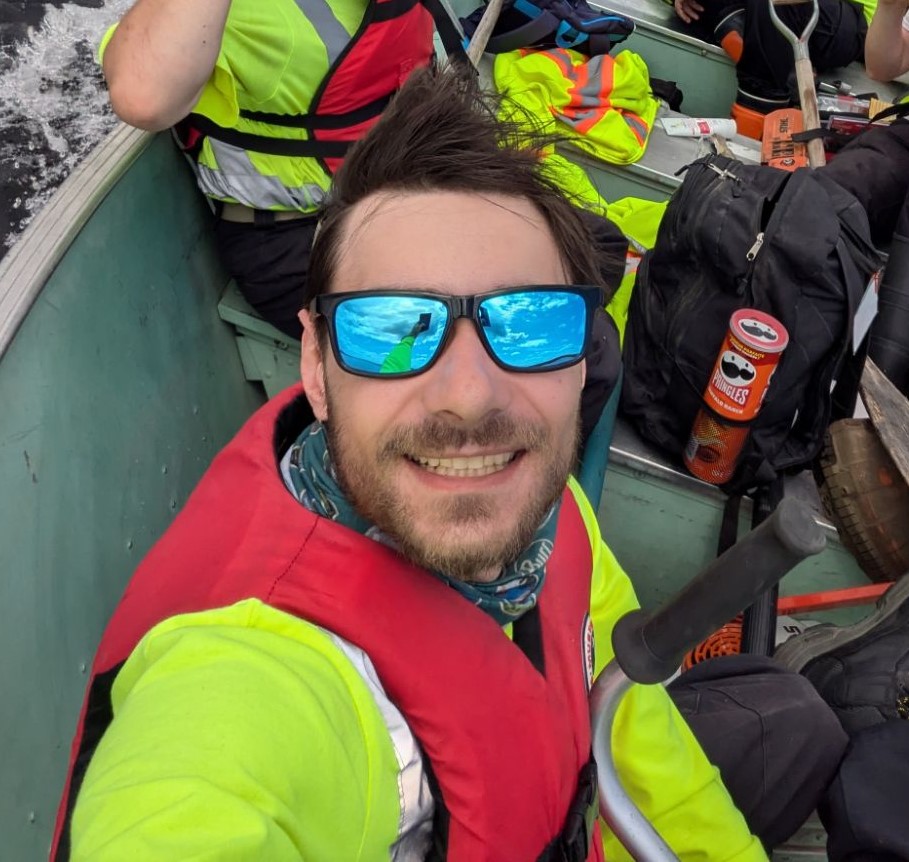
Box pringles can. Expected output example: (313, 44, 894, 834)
(684, 309, 789, 484)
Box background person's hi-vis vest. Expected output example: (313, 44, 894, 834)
(174, 0, 437, 212)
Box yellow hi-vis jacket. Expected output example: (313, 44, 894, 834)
(495, 48, 660, 166)
(537, 150, 667, 343)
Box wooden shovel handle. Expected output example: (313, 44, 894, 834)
(465, 0, 508, 66)
(794, 56, 825, 166)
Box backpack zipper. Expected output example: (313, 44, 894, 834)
(746, 232, 765, 261)
(734, 231, 766, 296)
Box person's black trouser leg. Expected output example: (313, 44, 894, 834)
(667, 654, 848, 849)
(819, 720, 909, 861)
(735, 0, 866, 102)
(214, 216, 319, 340)
(868, 232, 909, 397)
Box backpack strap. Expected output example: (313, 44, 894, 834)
(650, 78, 684, 113)
(483, 0, 562, 54)
(460, 0, 634, 55)
(791, 102, 909, 152)
(422, 0, 469, 60)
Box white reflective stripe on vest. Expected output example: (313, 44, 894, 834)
(197, 139, 327, 211)
(327, 631, 435, 860)
(194, 0, 356, 210)
(292, 0, 352, 63)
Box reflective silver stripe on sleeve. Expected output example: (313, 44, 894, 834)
(327, 632, 435, 861)
(195, 140, 327, 211)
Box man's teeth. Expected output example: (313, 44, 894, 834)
(413, 452, 515, 477)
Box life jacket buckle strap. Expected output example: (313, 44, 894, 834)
(537, 758, 599, 862)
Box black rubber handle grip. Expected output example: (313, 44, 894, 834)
(611, 496, 826, 684)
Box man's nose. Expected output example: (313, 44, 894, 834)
(421, 319, 511, 422)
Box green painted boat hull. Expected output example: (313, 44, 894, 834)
(0, 129, 263, 858)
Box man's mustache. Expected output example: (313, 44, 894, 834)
(379, 413, 547, 459)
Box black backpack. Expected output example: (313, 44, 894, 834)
(460, 0, 635, 57)
(621, 153, 881, 491)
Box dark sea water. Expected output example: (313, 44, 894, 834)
(0, 0, 130, 261)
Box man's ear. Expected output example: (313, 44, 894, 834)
(299, 309, 329, 422)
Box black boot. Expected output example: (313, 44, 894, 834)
(868, 234, 909, 398)
(774, 575, 909, 735)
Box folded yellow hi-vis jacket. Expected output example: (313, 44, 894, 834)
(494, 47, 660, 165)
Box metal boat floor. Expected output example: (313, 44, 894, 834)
(572, 106, 761, 203)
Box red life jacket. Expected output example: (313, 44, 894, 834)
(183, 0, 461, 176)
(53, 389, 604, 862)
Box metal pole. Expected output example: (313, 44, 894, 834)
(589, 663, 680, 862)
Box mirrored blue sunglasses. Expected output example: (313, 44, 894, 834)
(311, 285, 603, 378)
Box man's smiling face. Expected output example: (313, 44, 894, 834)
(300, 190, 585, 583)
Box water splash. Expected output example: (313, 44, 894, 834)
(0, 0, 133, 255)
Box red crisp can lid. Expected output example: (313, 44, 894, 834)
(730, 308, 789, 354)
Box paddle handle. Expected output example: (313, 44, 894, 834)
(465, 0, 507, 65)
(612, 496, 826, 684)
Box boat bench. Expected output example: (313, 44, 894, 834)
(572, 107, 762, 203)
(601, 416, 867, 619)
(217, 280, 302, 399)
(592, 0, 905, 117)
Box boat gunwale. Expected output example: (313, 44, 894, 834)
(0, 123, 153, 360)
(588, 0, 731, 59)
(608, 419, 844, 540)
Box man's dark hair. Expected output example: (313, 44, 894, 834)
(304, 65, 615, 307)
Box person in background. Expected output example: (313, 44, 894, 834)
(864, 0, 909, 80)
(821, 0, 909, 395)
(52, 65, 780, 861)
(99, 0, 440, 338)
(671, 0, 872, 112)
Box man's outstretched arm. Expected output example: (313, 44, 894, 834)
(101, 0, 231, 131)
(69, 600, 403, 860)
(865, 0, 909, 81)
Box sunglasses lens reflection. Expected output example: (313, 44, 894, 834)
(478, 290, 588, 370)
(330, 289, 589, 376)
(333, 295, 448, 375)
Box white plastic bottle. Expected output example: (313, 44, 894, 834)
(660, 117, 738, 138)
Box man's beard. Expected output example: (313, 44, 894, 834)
(324, 401, 580, 582)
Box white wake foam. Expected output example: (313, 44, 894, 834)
(1, 0, 133, 249)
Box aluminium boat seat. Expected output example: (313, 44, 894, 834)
(217, 280, 301, 400)
(592, 0, 738, 117)
(570, 106, 762, 204)
(601, 412, 869, 624)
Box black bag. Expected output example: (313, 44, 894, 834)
(460, 0, 635, 57)
(820, 721, 909, 861)
(621, 153, 881, 490)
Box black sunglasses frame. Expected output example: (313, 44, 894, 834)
(310, 284, 604, 379)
